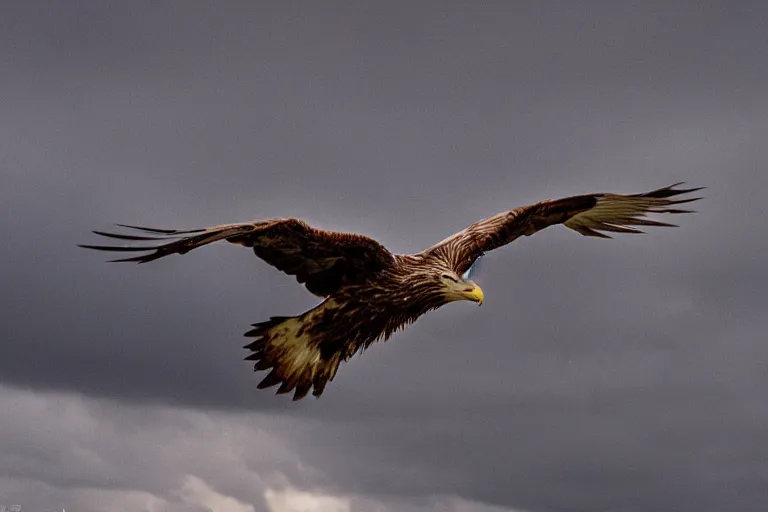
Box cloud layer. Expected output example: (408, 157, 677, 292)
(0, 384, 525, 512)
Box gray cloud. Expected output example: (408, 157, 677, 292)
(0, 384, 525, 512)
(2, 1, 767, 511)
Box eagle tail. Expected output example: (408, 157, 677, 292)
(243, 308, 343, 401)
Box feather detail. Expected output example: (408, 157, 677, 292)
(243, 302, 345, 401)
(425, 183, 702, 273)
(564, 183, 703, 237)
(80, 219, 394, 295)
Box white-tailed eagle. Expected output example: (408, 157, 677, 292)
(81, 183, 702, 400)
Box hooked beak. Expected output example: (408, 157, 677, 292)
(464, 283, 484, 306)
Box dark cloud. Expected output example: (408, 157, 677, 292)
(1, 1, 767, 511)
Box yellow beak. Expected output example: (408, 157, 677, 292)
(464, 284, 484, 306)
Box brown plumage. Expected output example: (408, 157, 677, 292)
(80, 183, 702, 400)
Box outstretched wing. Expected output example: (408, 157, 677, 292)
(80, 219, 394, 296)
(425, 183, 703, 275)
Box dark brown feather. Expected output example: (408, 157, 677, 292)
(257, 369, 282, 389)
(424, 183, 702, 275)
(80, 219, 394, 296)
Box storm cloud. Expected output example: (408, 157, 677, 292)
(2, 1, 767, 511)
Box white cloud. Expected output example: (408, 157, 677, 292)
(177, 475, 255, 512)
(430, 495, 528, 512)
(264, 487, 350, 512)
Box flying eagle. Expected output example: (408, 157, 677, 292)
(81, 183, 701, 400)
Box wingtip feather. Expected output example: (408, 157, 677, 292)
(92, 230, 170, 241)
(114, 223, 178, 234)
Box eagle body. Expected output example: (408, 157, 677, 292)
(81, 184, 702, 400)
(244, 253, 474, 399)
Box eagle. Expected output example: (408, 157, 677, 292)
(81, 183, 701, 400)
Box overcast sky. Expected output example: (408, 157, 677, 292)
(2, 1, 767, 511)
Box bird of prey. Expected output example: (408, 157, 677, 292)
(81, 183, 701, 400)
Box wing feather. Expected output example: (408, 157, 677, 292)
(564, 184, 702, 237)
(426, 183, 702, 274)
(80, 219, 394, 296)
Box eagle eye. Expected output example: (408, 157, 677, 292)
(441, 273, 459, 283)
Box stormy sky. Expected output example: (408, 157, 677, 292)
(2, 1, 767, 511)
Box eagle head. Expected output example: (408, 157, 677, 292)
(438, 271, 484, 306)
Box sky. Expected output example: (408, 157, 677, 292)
(1, 1, 767, 511)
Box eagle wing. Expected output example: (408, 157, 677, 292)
(80, 218, 394, 296)
(425, 183, 703, 275)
